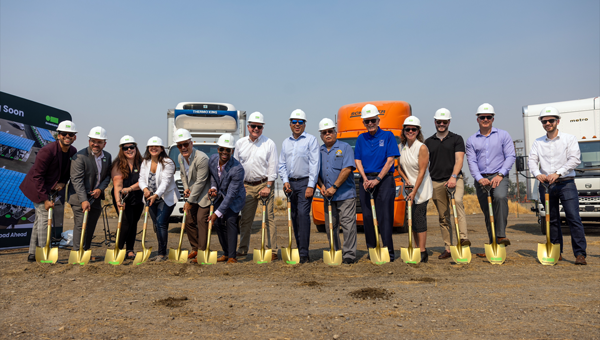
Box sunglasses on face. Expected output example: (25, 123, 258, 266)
(435, 120, 449, 125)
(176, 141, 190, 149)
(59, 131, 76, 137)
(404, 127, 419, 133)
(363, 119, 377, 125)
(478, 115, 494, 121)
(249, 124, 263, 130)
(290, 120, 305, 125)
(218, 147, 232, 153)
(541, 119, 557, 125)
(320, 129, 335, 135)
(121, 145, 136, 151)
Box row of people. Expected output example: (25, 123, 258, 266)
(21, 103, 587, 265)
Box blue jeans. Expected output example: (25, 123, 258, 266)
(538, 180, 587, 257)
(149, 199, 175, 256)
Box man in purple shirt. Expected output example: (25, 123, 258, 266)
(466, 103, 515, 255)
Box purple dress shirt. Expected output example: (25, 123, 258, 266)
(465, 127, 515, 182)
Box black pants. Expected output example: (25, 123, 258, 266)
(215, 207, 239, 258)
(119, 204, 144, 252)
(359, 174, 395, 261)
(289, 178, 313, 257)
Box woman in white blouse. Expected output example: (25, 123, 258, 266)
(139, 136, 180, 262)
(398, 116, 433, 263)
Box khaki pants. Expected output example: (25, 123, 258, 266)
(431, 177, 468, 250)
(237, 181, 276, 254)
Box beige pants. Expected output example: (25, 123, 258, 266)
(237, 181, 276, 254)
(431, 177, 468, 250)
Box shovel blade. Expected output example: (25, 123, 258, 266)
(35, 246, 59, 264)
(450, 245, 472, 264)
(105, 249, 126, 265)
(168, 249, 189, 263)
(197, 250, 218, 265)
(281, 248, 300, 265)
(69, 249, 92, 265)
(323, 250, 342, 266)
(484, 243, 506, 264)
(132, 247, 152, 265)
(253, 248, 272, 264)
(400, 247, 421, 264)
(369, 247, 390, 265)
(537, 242, 560, 265)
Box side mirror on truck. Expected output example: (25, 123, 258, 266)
(515, 156, 527, 172)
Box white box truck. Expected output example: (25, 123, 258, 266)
(166, 102, 246, 222)
(519, 97, 600, 231)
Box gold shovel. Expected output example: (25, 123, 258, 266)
(281, 191, 300, 265)
(197, 197, 218, 265)
(35, 192, 59, 264)
(483, 185, 506, 264)
(69, 210, 92, 265)
(132, 201, 152, 265)
(448, 187, 471, 264)
(253, 196, 272, 264)
(367, 190, 390, 265)
(323, 195, 342, 265)
(169, 197, 189, 263)
(537, 182, 560, 265)
(105, 193, 127, 265)
(400, 186, 420, 264)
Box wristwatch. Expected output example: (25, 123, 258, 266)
(451, 174, 457, 179)
(497, 173, 504, 178)
(376, 176, 382, 182)
(332, 184, 338, 190)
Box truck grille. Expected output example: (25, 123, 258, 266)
(176, 179, 185, 201)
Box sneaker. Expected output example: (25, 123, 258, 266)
(155, 255, 167, 262)
(27, 254, 35, 262)
(342, 258, 355, 264)
(460, 239, 471, 247)
(300, 256, 310, 264)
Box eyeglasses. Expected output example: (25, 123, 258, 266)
(541, 119, 557, 125)
(404, 127, 419, 133)
(249, 124, 263, 130)
(435, 120, 449, 125)
(89, 139, 105, 145)
(218, 147, 232, 153)
(320, 129, 335, 135)
(363, 119, 377, 125)
(176, 141, 191, 149)
(478, 115, 494, 121)
(59, 131, 76, 137)
(121, 145, 136, 151)
(290, 120, 305, 125)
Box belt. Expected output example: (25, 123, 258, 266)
(289, 177, 308, 182)
(244, 178, 268, 186)
(554, 177, 575, 183)
(480, 173, 500, 177)
(365, 173, 389, 177)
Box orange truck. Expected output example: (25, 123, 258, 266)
(313, 101, 413, 232)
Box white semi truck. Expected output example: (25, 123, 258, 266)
(519, 97, 600, 231)
(166, 102, 246, 222)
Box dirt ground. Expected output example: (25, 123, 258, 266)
(1, 211, 599, 340)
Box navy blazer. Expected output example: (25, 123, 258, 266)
(208, 154, 246, 214)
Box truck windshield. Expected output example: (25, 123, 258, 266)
(578, 141, 600, 169)
(168, 144, 220, 171)
(338, 136, 402, 151)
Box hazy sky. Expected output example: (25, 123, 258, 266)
(2, 1, 599, 184)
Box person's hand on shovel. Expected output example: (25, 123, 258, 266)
(324, 186, 337, 198)
(445, 176, 457, 189)
(148, 194, 158, 207)
(283, 182, 292, 194)
(81, 201, 91, 212)
(44, 199, 55, 211)
(259, 186, 270, 198)
(52, 182, 66, 192)
(90, 189, 102, 199)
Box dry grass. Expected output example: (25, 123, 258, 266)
(426, 194, 532, 216)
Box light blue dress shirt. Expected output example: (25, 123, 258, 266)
(278, 132, 320, 187)
(465, 127, 516, 182)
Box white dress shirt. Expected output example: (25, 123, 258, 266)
(528, 131, 581, 178)
(234, 135, 278, 182)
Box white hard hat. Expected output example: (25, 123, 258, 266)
(217, 133, 235, 149)
(476, 103, 495, 115)
(57, 120, 77, 133)
(147, 136, 164, 147)
(361, 104, 380, 119)
(539, 106, 561, 120)
(433, 108, 452, 120)
(248, 112, 265, 124)
(119, 135, 136, 146)
(88, 126, 107, 140)
(318, 118, 336, 131)
(290, 109, 307, 121)
(403, 116, 421, 128)
(173, 128, 192, 143)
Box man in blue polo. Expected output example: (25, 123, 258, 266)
(354, 104, 400, 261)
(317, 118, 357, 264)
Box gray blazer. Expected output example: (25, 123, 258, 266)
(178, 149, 210, 207)
(68, 147, 112, 206)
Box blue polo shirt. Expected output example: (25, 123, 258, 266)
(319, 140, 356, 201)
(354, 127, 400, 173)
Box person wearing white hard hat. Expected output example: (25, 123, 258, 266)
(110, 135, 144, 259)
(20, 120, 78, 262)
(234, 112, 279, 260)
(528, 107, 587, 265)
(316, 118, 358, 264)
(424, 108, 470, 260)
(207, 133, 246, 264)
(174, 128, 211, 263)
(278, 109, 319, 263)
(398, 116, 433, 262)
(139, 136, 180, 262)
(466, 103, 515, 255)
(68, 126, 112, 259)
(354, 104, 400, 261)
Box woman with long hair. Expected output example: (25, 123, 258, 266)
(398, 116, 433, 262)
(138, 136, 180, 262)
(111, 135, 144, 260)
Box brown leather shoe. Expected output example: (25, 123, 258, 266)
(460, 239, 471, 247)
(475, 253, 486, 258)
(575, 255, 587, 265)
(227, 258, 238, 264)
(497, 237, 511, 246)
(559, 255, 563, 261)
(217, 255, 229, 262)
(191, 258, 198, 264)
(271, 253, 278, 261)
(188, 251, 198, 259)
(438, 250, 451, 259)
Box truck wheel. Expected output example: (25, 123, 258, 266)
(316, 224, 325, 233)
